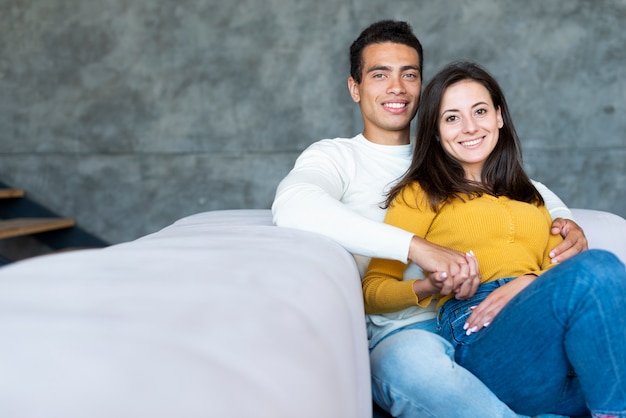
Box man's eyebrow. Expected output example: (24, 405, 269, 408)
(401, 65, 421, 72)
(366, 65, 392, 73)
(365, 64, 420, 74)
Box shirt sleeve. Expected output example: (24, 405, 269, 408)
(532, 180, 574, 221)
(271, 144, 414, 262)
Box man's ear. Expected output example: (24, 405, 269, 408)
(347, 77, 360, 103)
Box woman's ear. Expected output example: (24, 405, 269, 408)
(496, 107, 504, 128)
(347, 77, 361, 103)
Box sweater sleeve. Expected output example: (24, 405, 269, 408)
(271, 144, 414, 262)
(532, 180, 574, 221)
(362, 186, 436, 314)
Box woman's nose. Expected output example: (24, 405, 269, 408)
(463, 117, 478, 133)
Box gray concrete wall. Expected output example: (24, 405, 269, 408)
(1, 0, 624, 244)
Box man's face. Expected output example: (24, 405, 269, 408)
(348, 42, 421, 145)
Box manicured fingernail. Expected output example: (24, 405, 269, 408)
(466, 326, 477, 336)
(469, 250, 475, 256)
(440, 272, 447, 279)
(483, 322, 491, 327)
(463, 322, 469, 330)
(469, 306, 477, 310)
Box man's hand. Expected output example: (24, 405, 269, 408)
(408, 236, 481, 299)
(549, 218, 588, 263)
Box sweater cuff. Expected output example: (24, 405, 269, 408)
(416, 294, 433, 308)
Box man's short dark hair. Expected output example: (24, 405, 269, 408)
(350, 20, 424, 84)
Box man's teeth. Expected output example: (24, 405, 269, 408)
(385, 103, 406, 109)
(461, 138, 482, 146)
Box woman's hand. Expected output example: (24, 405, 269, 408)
(463, 274, 536, 335)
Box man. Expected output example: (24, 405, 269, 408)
(272, 20, 587, 418)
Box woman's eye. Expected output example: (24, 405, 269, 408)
(476, 108, 487, 115)
(445, 115, 458, 123)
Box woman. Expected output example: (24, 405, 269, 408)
(362, 61, 626, 417)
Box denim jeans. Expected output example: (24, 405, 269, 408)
(370, 319, 527, 418)
(438, 249, 626, 418)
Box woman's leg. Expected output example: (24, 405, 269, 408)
(460, 250, 626, 417)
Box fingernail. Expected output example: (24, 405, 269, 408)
(463, 322, 469, 330)
(466, 326, 477, 336)
(440, 272, 447, 279)
(469, 250, 475, 256)
(469, 305, 477, 310)
(483, 322, 491, 327)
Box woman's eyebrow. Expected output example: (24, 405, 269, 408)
(441, 101, 490, 114)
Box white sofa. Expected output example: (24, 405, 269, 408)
(0, 208, 624, 418)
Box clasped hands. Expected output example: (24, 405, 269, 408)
(408, 236, 481, 300)
(425, 251, 480, 299)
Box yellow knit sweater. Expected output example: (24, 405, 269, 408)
(362, 182, 563, 314)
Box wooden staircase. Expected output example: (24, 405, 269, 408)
(0, 182, 108, 265)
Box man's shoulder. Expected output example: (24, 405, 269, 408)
(299, 136, 363, 159)
(306, 136, 361, 150)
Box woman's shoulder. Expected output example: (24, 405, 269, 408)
(391, 182, 429, 210)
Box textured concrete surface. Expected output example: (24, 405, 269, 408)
(1, 0, 624, 243)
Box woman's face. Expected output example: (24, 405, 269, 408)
(438, 80, 503, 181)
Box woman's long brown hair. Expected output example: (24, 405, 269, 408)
(385, 61, 543, 210)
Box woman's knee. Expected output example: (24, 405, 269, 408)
(549, 249, 625, 289)
(575, 249, 626, 289)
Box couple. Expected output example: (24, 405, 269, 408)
(272, 20, 626, 418)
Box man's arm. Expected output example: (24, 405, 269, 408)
(532, 180, 588, 262)
(532, 180, 573, 220)
(272, 146, 413, 263)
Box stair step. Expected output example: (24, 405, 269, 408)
(0, 218, 76, 239)
(0, 189, 25, 199)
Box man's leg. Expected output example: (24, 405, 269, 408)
(370, 322, 522, 418)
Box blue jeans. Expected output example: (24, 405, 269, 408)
(370, 319, 526, 418)
(438, 249, 626, 418)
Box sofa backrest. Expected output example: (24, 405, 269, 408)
(571, 208, 626, 264)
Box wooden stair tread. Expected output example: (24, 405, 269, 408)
(0, 188, 25, 199)
(0, 218, 76, 239)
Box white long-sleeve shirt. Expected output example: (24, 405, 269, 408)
(272, 134, 573, 277)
